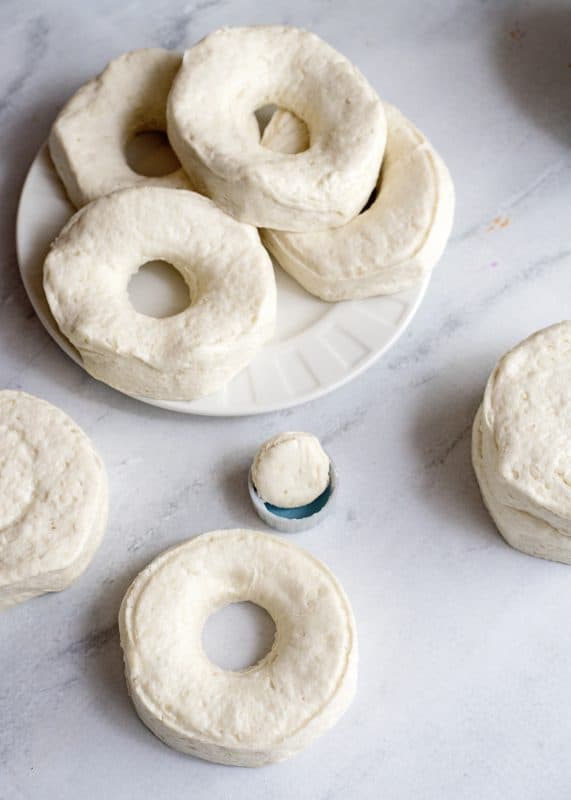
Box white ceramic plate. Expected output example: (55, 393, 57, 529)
(16, 144, 430, 416)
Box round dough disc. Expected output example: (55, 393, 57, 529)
(472, 322, 571, 564)
(252, 431, 330, 507)
(0, 390, 108, 611)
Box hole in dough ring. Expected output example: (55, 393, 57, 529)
(167, 25, 387, 232)
(119, 529, 358, 767)
(49, 49, 192, 208)
(0, 390, 108, 612)
(43, 186, 277, 401)
(261, 103, 455, 300)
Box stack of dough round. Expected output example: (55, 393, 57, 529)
(43, 186, 276, 401)
(472, 322, 571, 564)
(119, 529, 357, 766)
(0, 391, 108, 611)
(260, 105, 455, 300)
(49, 49, 192, 207)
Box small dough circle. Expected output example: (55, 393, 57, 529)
(0, 391, 108, 611)
(252, 431, 330, 508)
(472, 322, 571, 564)
(49, 49, 192, 208)
(261, 104, 455, 300)
(167, 25, 386, 231)
(119, 529, 357, 766)
(43, 186, 277, 401)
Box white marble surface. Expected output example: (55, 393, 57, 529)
(2, 0, 571, 797)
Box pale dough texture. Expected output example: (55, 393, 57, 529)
(252, 432, 330, 507)
(0, 391, 108, 611)
(167, 25, 386, 231)
(119, 529, 357, 766)
(49, 49, 191, 208)
(261, 104, 455, 300)
(43, 186, 277, 401)
(472, 322, 571, 563)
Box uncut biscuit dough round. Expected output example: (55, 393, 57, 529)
(119, 529, 357, 766)
(0, 391, 108, 611)
(43, 186, 277, 401)
(49, 49, 192, 208)
(252, 432, 330, 507)
(472, 406, 571, 564)
(260, 104, 454, 300)
(167, 25, 386, 231)
(472, 322, 571, 563)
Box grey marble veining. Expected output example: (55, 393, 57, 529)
(2, 0, 571, 797)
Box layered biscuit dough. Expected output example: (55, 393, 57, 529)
(49, 49, 191, 207)
(43, 186, 277, 401)
(252, 432, 331, 508)
(472, 322, 571, 564)
(167, 25, 386, 231)
(0, 391, 108, 611)
(119, 529, 357, 766)
(261, 104, 454, 300)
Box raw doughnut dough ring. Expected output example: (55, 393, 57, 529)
(49, 49, 192, 208)
(472, 322, 571, 564)
(43, 186, 277, 401)
(119, 529, 357, 766)
(0, 391, 108, 611)
(167, 25, 386, 232)
(261, 104, 455, 300)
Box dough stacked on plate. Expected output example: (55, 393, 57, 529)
(44, 187, 276, 400)
(167, 26, 386, 231)
(166, 25, 454, 297)
(261, 104, 455, 301)
(472, 322, 571, 564)
(45, 26, 454, 402)
(0, 391, 108, 610)
(49, 49, 192, 207)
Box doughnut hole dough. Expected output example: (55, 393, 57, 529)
(0, 391, 108, 611)
(261, 104, 455, 300)
(49, 49, 192, 208)
(252, 432, 330, 508)
(167, 25, 386, 231)
(119, 529, 358, 766)
(472, 322, 571, 564)
(43, 186, 277, 401)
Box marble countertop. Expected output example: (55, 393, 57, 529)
(2, 0, 571, 797)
